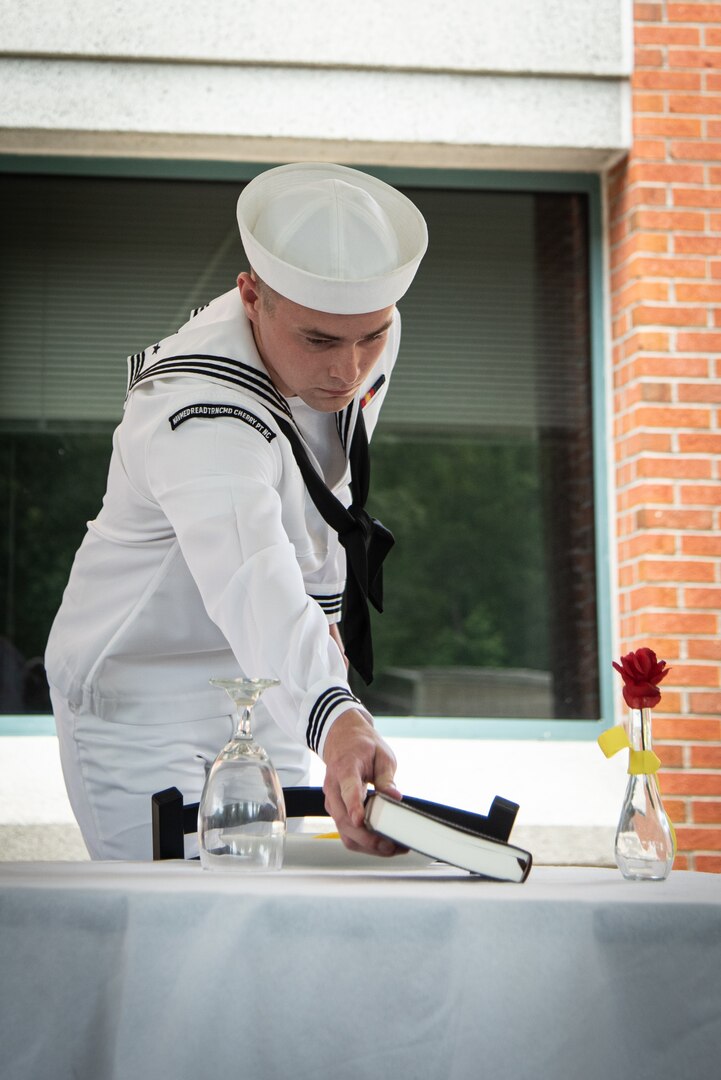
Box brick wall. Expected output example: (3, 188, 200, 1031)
(609, 2, 721, 871)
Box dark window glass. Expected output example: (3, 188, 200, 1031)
(0, 175, 598, 719)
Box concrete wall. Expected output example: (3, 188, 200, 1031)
(0, 0, 632, 168)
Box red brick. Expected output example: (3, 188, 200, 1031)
(633, 92, 667, 113)
(637, 613, 716, 637)
(685, 586, 721, 606)
(635, 2, 663, 19)
(707, 125, 721, 141)
(643, 382, 674, 402)
(655, 690, 684, 714)
(636, 25, 700, 45)
(622, 331, 671, 358)
(680, 484, 721, 506)
(636, 508, 714, 529)
(696, 855, 721, 871)
(674, 186, 721, 206)
(616, 432, 674, 457)
(678, 433, 721, 452)
(654, 717, 721, 740)
(618, 564, 635, 589)
(613, 313, 631, 339)
(668, 4, 721, 22)
(636, 139, 670, 161)
(679, 382, 721, 402)
(673, 138, 721, 160)
(688, 637, 721, 658)
(636, 456, 711, 478)
(657, 744, 685, 767)
(628, 406, 710, 428)
(636, 47, 666, 68)
(614, 232, 669, 261)
(629, 162, 705, 183)
(708, 75, 721, 91)
(707, 29, 721, 45)
(632, 304, 707, 326)
(619, 534, 677, 559)
(622, 636, 681, 659)
(639, 559, 716, 582)
(683, 536, 721, 557)
(669, 93, 721, 114)
(662, 773, 721, 795)
(621, 484, 676, 509)
(628, 585, 679, 608)
(692, 748, 721, 768)
(675, 827, 721, 850)
(631, 207, 706, 229)
(612, 187, 669, 218)
(628, 355, 709, 377)
(634, 118, 699, 139)
(663, 799, 688, 822)
(624, 256, 707, 279)
(669, 49, 721, 69)
(689, 691, 721, 712)
(664, 662, 720, 684)
(656, 691, 686, 717)
(676, 233, 721, 253)
(693, 800, 721, 821)
(707, 167, 721, 184)
(677, 332, 721, 351)
(632, 72, 702, 92)
(612, 282, 670, 313)
(677, 283, 721, 301)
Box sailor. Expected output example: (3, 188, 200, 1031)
(45, 162, 428, 860)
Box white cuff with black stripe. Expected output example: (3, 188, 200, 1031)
(306, 685, 361, 755)
(309, 591, 344, 620)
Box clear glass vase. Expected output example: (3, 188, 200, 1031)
(198, 678, 286, 871)
(614, 707, 675, 881)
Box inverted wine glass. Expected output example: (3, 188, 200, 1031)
(198, 677, 286, 871)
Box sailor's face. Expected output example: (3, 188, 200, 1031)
(238, 273, 393, 412)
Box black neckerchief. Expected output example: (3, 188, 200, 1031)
(274, 409, 394, 685)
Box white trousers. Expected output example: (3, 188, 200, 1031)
(50, 687, 311, 860)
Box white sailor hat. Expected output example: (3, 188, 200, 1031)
(237, 162, 428, 315)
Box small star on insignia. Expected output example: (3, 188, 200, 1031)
(152, 344, 161, 354)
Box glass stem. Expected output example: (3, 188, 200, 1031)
(640, 707, 650, 753)
(235, 705, 253, 739)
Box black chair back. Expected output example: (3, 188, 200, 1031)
(151, 785, 519, 860)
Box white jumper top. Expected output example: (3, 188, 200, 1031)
(45, 288, 399, 758)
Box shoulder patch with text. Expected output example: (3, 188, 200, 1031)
(168, 403, 276, 442)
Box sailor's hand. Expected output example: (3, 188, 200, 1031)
(321, 709, 405, 856)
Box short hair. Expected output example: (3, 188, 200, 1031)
(252, 272, 278, 314)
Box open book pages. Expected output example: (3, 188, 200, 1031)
(365, 793, 532, 882)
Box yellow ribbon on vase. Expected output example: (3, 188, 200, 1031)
(597, 725, 677, 854)
(598, 724, 661, 774)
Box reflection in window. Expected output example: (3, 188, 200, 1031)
(0, 175, 598, 719)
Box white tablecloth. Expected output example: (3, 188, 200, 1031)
(1, 861, 719, 1080)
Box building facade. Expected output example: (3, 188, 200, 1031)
(1, 1, 719, 869)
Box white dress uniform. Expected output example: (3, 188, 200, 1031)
(46, 161, 427, 860)
(45, 289, 399, 859)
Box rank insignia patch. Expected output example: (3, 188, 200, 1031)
(360, 374, 386, 409)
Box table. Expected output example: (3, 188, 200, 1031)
(1, 861, 719, 1080)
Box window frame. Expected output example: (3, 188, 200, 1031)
(0, 153, 612, 741)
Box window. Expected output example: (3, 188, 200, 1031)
(0, 171, 600, 721)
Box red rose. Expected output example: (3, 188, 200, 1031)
(612, 647, 670, 710)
